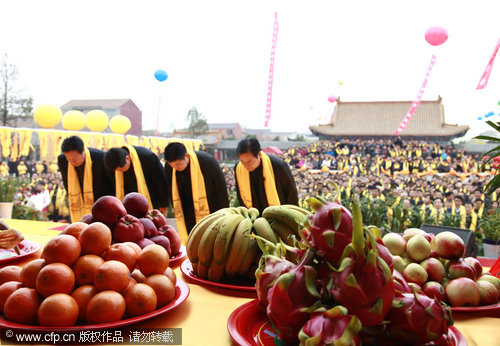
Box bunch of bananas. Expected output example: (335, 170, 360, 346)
(186, 205, 311, 282)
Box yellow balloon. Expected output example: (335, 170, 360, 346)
(33, 104, 62, 128)
(109, 115, 132, 134)
(86, 110, 109, 132)
(62, 110, 86, 131)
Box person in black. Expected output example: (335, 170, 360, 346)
(103, 146, 169, 214)
(164, 142, 229, 233)
(235, 138, 298, 213)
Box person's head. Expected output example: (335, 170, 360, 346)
(465, 201, 473, 214)
(236, 138, 262, 172)
(61, 136, 86, 167)
(104, 147, 130, 172)
(164, 142, 190, 171)
(433, 197, 443, 210)
(402, 199, 412, 210)
(444, 199, 453, 209)
(454, 196, 463, 208)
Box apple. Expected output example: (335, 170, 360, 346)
(382, 233, 406, 256)
(448, 259, 476, 280)
(112, 214, 145, 243)
(434, 231, 465, 260)
(403, 263, 428, 286)
(422, 281, 447, 301)
(149, 235, 172, 256)
(137, 237, 155, 249)
(476, 280, 500, 305)
(402, 228, 428, 242)
(122, 192, 149, 219)
(79, 214, 95, 224)
(420, 257, 446, 283)
(91, 196, 127, 226)
(146, 209, 168, 229)
(463, 257, 483, 279)
(159, 225, 181, 256)
(446, 277, 480, 307)
(139, 218, 158, 238)
(393, 255, 408, 273)
(477, 274, 500, 295)
(406, 234, 431, 262)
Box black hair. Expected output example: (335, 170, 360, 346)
(164, 142, 187, 162)
(236, 138, 261, 157)
(104, 147, 128, 171)
(454, 195, 464, 202)
(61, 136, 84, 153)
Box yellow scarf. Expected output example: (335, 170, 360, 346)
(68, 147, 94, 222)
(115, 145, 153, 210)
(171, 151, 210, 244)
(236, 151, 280, 209)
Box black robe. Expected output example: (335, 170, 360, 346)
(165, 151, 229, 233)
(58, 147, 115, 202)
(235, 154, 298, 213)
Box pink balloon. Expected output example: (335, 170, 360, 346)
(425, 26, 448, 46)
(328, 95, 337, 103)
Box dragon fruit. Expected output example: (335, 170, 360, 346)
(387, 288, 453, 344)
(298, 305, 362, 346)
(266, 250, 321, 343)
(392, 270, 412, 293)
(329, 202, 395, 327)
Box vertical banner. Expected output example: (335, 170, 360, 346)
(394, 54, 437, 134)
(476, 38, 500, 90)
(264, 12, 279, 127)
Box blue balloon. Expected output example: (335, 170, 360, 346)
(154, 69, 168, 82)
(478, 116, 483, 120)
(485, 111, 495, 118)
(441, 153, 447, 160)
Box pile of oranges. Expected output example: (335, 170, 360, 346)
(0, 221, 177, 327)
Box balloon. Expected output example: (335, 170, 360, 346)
(328, 95, 337, 103)
(154, 69, 168, 82)
(85, 110, 109, 132)
(498, 100, 500, 106)
(485, 111, 495, 118)
(33, 104, 62, 128)
(441, 153, 447, 160)
(425, 26, 448, 46)
(338, 80, 343, 86)
(109, 115, 132, 134)
(478, 116, 483, 120)
(62, 110, 86, 131)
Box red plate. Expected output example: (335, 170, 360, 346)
(180, 259, 256, 293)
(0, 279, 189, 332)
(451, 301, 500, 313)
(0, 240, 41, 265)
(228, 300, 467, 346)
(169, 245, 187, 267)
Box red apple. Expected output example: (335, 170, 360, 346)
(158, 225, 181, 256)
(420, 257, 445, 282)
(137, 237, 154, 249)
(446, 277, 480, 307)
(463, 257, 483, 279)
(91, 195, 127, 226)
(79, 214, 95, 224)
(434, 231, 465, 260)
(139, 218, 158, 238)
(122, 192, 149, 219)
(112, 214, 145, 243)
(422, 281, 447, 302)
(149, 235, 172, 256)
(146, 209, 168, 229)
(476, 280, 500, 305)
(448, 259, 476, 280)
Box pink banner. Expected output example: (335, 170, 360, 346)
(264, 12, 279, 127)
(394, 54, 437, 134)
(476, 38, 500, 90)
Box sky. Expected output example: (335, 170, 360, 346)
(1, 0, 499, 139)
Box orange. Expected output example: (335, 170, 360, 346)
(0, 265, 22, 285)
(72, 255, 104, 286)
(123, 277, 137, 296)
(131, 268, 145, 283)
(79, 222, 112, 255)
(3, 287, 41, 324)
(0, 281, 22, 313)
(37, 293, 79, 327)
(21, 258, 45, 288)
(137, 244, 169, 276)
(103, 243, 138, 272)
(94, 260, 130, 292)
(71, 285, 98, 322)
(60, 222, 88, 239)
(124, 283, 157, 317)
(144, 274, 176, 307)
(86, 290, 126, 324)
(41, 234, 81, 266)
(123, 242, 142, 257)
(35, 263, 75, 298)
(164, 267, 177, 285)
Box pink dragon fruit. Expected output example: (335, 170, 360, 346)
(329, 202, 395, 327)
(387, 288, 453, 344)
(392, 270, 412, 293)
(298, 305, 362, 346)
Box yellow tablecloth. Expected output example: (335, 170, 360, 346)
(1, 219, 499, 346)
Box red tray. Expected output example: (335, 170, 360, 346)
(451, 301, 500, 313)
(169, 245, 186, 267)
(0, 240, 41, 265)
(227, 300, 467, 346)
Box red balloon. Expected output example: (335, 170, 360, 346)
(328, 95, 337, 103)
(425, 26, 448, 46)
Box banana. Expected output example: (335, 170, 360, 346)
(253, 217, 278, 244)
(237, 206, 250, 219)
(262, 206, 307, 233)
(248, 207, 260, 221)
(225, 218, 253, 277)
(198, 217, 225, 266)
(212, 214, 245, 265)
(270, 220, 296, 246)
(230, 207, 243, 215)
(197, 261, 210, 279)
(280, 204, 312, 215)
(207, 260, 226, 282)
(237, 238, 258, 275)
(186, 213, 223, 263)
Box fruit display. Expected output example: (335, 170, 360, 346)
(382, 229, 500, 308)
(252, 196, 454, 345)
(0, 220, 178, 327)
(79, 192, 182, 258)
(185, 205, 311, 282)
